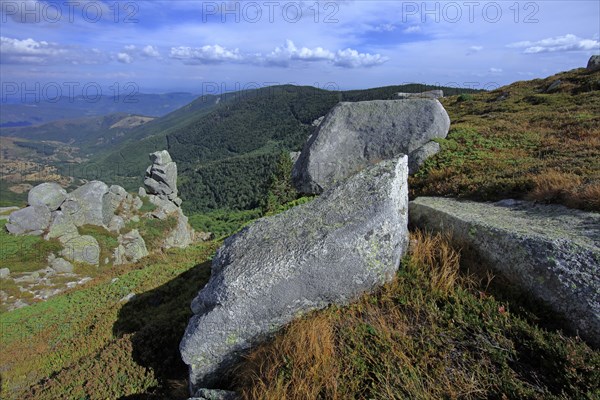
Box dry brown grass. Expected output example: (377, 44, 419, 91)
(527, 170, 600, 210)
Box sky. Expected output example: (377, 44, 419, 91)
(1, 0, 599, 97)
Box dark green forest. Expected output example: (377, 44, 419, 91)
(84, 84, 480, 213)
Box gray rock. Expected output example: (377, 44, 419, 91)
(102, 187, 127, 225)
(587, 55, 600, 71)
(60, 234, 100, 265)
(120, 292, 136, 303)
(396, 89, 443, 99)
(409, 197, 600, 347)
(149, 150, 173, 165)
(546, 80, 562, 93)
(45, 211, 79, 240)
(138, 187, 148, 198)
(292, 99, 450, 194)
(0, 268, 10, 279)
(312, 116, 325, 127)
(60, 199, 86, 227)
(6, 205, 51, 235)
(28, 182, 67, 211)
(114, 229, 149, 265)
(50, 257, 74, 273)
(66, 181, 109, 226)
(408, 141, 441, 174)
(108, 215, 126, 233)
(181, 156, 409, 390)
(163, 209, 195, 249)
(149, 195, 179, 219)
(190, 388, 239, 400)
(289, 151, 301, 165)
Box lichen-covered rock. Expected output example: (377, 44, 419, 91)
(162, 209, 195, 249)
(60, 234, 100, 265)
(28, 182, 67, 211)
(66, 181, 109, 226)
(102, 185, 128, 225)
(409, 197, 600, 347)
(108, 215, 126, 233)
(49, 256, 74, 273)
(6, 205, 51, 235)
(113, 229, 149, 265)
(150, 149, 173, 165)
(408, 141, 440, 174)
(189, 388, 239, 400)
(292, 99, 450, 194)
(181, 156, 409, 390)
(45, 211, 79, 240)
(0, 268, 10, 279)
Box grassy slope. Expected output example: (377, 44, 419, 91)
(1, 70, 599, 399)
(411, 67, 600, 211)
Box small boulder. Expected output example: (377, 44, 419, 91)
(6, 205, 51, 235)
(0, 268, 10, 279)
(108, 215, 126, 233)
(163, 209, 195, 249)
(396, 89, 443, 99)
(49, 257, 74, 274)
(114, 229, 149, 265)
(587, 55, 600, 71)
(190, 389, 239, 400)
(60, 234, 101, 265)
(28, 182, 67, 211)
(292, 99, 450, 194)
(408, 141, 441, 174)
(181, 156, 409, 389)
(45, 211, 79, 240)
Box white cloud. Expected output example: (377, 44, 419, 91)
(489, 67, 503, 73)
(509, 34, 599, 54)
(466, 45, 483, 55)
(169, 44, 243, 64)
(334, 48, 388, 68)
(117, 52, 133, 64)
(403, 25, 421, 34)
(142, 45, 160, 58)
(0, 36, 67, 64)
(373, 23, 397, 32)
(265, 40, 387, 68)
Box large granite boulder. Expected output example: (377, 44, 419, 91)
(181, 156, 409, 390)
(587, 55, 600, 71)
(409, 197, 600, 347)
(102, 185, 128, 225)
(292, 99, 450, 194)
(59, 234, 101, 265)
(113, 229, 149, 265)
(396, 89, 443, 99)
(6, 205, 51, 235)
(28, 182, 67, 211)
(66, 181, 109, 226)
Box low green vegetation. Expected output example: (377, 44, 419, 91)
(125, 215, 178, 249)
(0, 221, 62, 274)
(189, 209, 262, 239)
(412, 67, 600, 211)
(0, 242, 219, 400)
(78, 225, 119, 265)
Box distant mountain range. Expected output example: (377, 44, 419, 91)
(0, 92, 198, 127)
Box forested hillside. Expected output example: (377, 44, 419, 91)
(89, 84, 478, 213)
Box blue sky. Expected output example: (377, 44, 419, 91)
(1, 0, 599, 95)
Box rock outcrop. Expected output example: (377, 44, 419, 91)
(292, 99, 450, 194)
(141, 151, 195, 248)
(6, 205, 52, 236)
(181, 156, 409, 390)
(114, 229, 149, 265)
(28, 182, 67, 211)
(587, 55, 600, 71)
(66, 181, 110, 227)
(409, 197, 600, 347)
(396, 89, 443, 99)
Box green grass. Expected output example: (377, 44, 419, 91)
(411, 67, 600, 211)
(0, 221, 62, 274)
(125, 215, 178, 249)
(0, 242, 219, 400)
(188, 208, 263, 239)
(138, 195, 158, 213)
